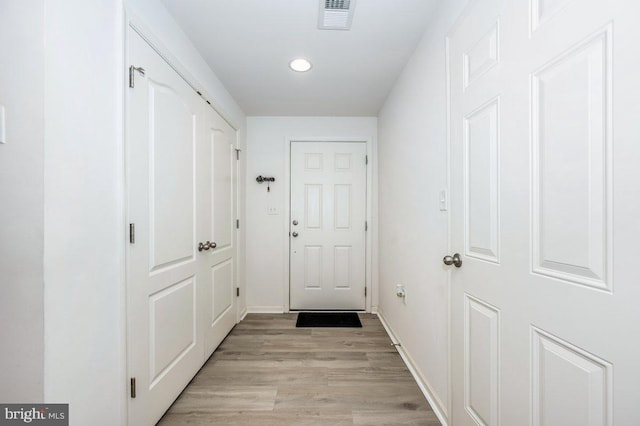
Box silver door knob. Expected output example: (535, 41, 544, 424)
(198, 241, 217, 251)
(443, 253, 462, 267)
(292, 220, 299, 226)
(291, 232, 299, 237)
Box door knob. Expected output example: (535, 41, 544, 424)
(291, 232, 299, 238)
(198, 241, 217, 252)
(292, 220, 299, 226)
(443, 253, 462, 268)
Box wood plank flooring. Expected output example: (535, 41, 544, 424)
(157, 313, 441, 426)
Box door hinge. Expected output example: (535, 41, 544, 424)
(235, 149, 241, 160)
(128, 66, 145, 88)
(236, 219, 240, 229)
(129, 223, 135, 244)
(130, 378, 136, 398)
(365, 287, 367, 297)
(236, 287, 240, 297)
(365, 221, 368, 232)
(365, 155, 368, 165)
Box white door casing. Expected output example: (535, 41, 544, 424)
(126, 28, 237, 425)
(448, 0, 640, 425)
(290, 142, 367, 310)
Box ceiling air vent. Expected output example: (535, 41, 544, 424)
(318, 0, 356, 30)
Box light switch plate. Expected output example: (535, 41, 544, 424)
(0, 105, 6, 144)
(439, 189, 448, 211)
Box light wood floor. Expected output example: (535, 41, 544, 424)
(158, 313, 441, 426)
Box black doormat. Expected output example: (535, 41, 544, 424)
(296, 312, 362, 328)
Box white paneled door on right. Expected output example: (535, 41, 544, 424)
(290, 142, 367, 310)
(448, 0, 639, 425)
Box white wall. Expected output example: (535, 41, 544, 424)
(43, 1, 124, 424)
(0, 0, 45, 402)
(376, 0, 469, 423)
(42, 1, 247, 425)
(246, 117, 377, 312)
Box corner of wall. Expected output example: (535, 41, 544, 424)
(0, 0, 46, 403)
(43, 1, 126, 424)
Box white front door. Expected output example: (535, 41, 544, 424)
(449, 0, 640, 425)
(290, 142, 367, 310)
(201, 105, 237, 356)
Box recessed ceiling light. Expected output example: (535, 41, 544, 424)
(289, 58, 312, 72)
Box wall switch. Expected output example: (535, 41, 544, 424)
(267, 206, 279, 215)
(439, 189, 448, 211)
(0, 105, 6, 144)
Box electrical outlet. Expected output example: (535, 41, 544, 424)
(396, 284, 407, 304)
(267, 206, 279, 215)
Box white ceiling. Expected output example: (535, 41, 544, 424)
(161, 0, 441, 116)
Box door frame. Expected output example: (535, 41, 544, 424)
(282, 137, 377, 313)
(123, 9, 242, 424)
(444, 35, 453, 423)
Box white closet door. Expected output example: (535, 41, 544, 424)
(127, 29, 205, 426)
(200, 105, 237, 357)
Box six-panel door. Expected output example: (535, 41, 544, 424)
(448, 0, 640, 424)
(290, 142, 367, 310)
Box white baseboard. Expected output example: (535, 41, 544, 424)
(239, 307, 248, 321)
(246, 306, 285, 314)
(371, 305, 379, 314)
(376, 309, 449, 426)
